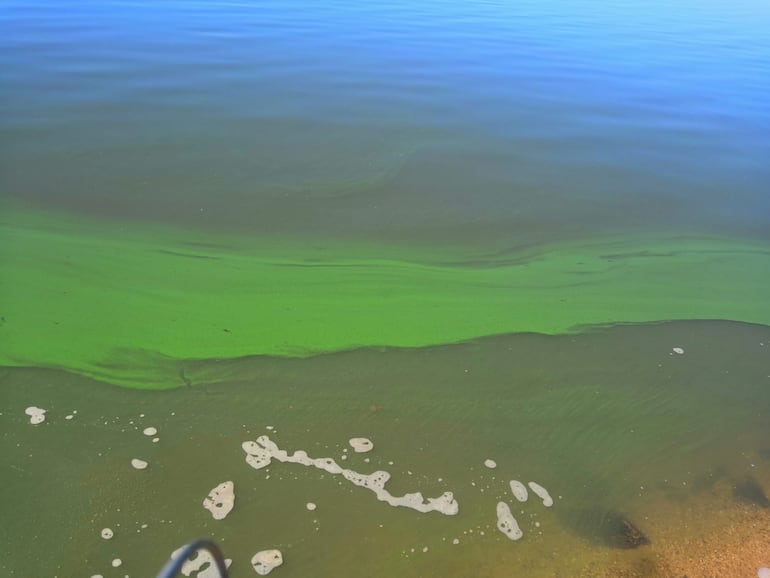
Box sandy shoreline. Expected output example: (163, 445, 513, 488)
(579, 489, 770, 578)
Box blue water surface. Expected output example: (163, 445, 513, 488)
(1, 0, 769, 242)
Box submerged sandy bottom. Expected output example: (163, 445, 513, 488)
(1, 321, 768, 577)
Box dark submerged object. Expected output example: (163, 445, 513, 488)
(733, 478, 770, 508)
(612, 514, 651, 549)
(156, 539, 229, 578)
(566, 508, 651, 549)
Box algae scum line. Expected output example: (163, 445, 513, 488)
(1, 208, 769, 388)
(2, 317, 770, 577)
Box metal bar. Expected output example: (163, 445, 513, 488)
(155, 539, 229, 578)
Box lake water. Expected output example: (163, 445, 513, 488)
(1, 0, 769, 576)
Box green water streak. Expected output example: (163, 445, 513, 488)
(1, 207, 768, 388)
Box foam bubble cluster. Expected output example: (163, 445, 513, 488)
(170, 546, 232, 577)
(509, 480, 528, 502)
(25, 406, 46, 425)
(203, 481, 235, 520)
(495, 502, 523, 541)
(349, 437, 373, 453)
(528, 481, 553, 507)
(251, 549, 283, 575)
(242, 436, 459, 515)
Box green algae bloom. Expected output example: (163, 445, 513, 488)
(1, 208, 768, 388)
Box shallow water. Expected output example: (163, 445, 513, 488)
(2, 322, 770, 576)
(1, 0, 770, 576)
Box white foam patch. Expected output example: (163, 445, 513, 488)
(484, 459, 497, 469)
(131, 458, 148, 470)
(251, 549, 283, 575)
(509, 480, 528, 502)
(242, 441, 272, 470)
(25, 406, 46, 425)
(496, 502, 523, 541)
(242, 435, 459, 515)
(143, 427, 158, 436)
(101, 528, 114, 540)
(203, 481, 235, 520)
(171, 546, 233, 577)
(528, 481, 553, 507)
(349, 437, 374, 453)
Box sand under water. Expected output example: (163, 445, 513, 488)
(1, 320, 769, 577)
